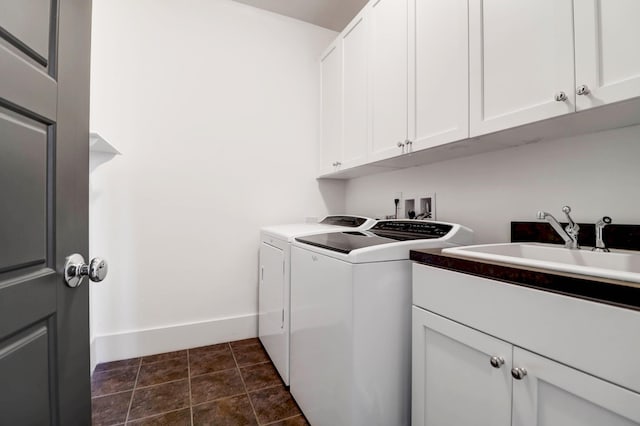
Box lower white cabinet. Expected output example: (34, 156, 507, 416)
(412, 263, 640, 426)
(412, 307, 640, 426)
(412, 307, 511, 426)
(512, 347, 640, 426)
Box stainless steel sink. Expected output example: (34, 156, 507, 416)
(442, 243, 640, 284)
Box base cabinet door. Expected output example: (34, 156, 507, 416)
(512, 347, 640, 426)
(469, 0, 575, 137)
(412, 307, 512, 426)
(574, 0, 640, 111)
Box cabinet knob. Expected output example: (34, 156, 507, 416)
(489, 356, 504, 369)
(554, 91, 567, 102)
(511, 367, 527, 380)
(336, 161, 341, 166)
(397, 141, 405, 148)
(576, 85, 591, 96)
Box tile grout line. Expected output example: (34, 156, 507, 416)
(187, 349, 194, 426)
(262, 414, 303, 426)
(229, 342, 262, 425)
(124, 358, 143, 424)
(123, 407, 187, 425)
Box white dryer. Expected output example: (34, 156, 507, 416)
(259, 215, 376, 386)
(290, 220, 473, 426)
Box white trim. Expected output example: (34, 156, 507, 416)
(93, 314, 257, 364)
(90, 337, 97, 375)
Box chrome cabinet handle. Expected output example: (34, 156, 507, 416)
(490, 356, 504, 369)
(576, 85, 590, 96)
(555, 91, 567, 102)
(64, 254, 108, 288)
(511, 367, 527, 380)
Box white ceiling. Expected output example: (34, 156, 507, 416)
(231, 0, 369, 32)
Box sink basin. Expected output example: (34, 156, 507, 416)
(442, 243, 640, 284)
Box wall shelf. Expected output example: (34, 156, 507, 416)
(90, 132, 121, 155)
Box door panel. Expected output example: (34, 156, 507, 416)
(0, 322, 54, 425)
(512, 347, 640, 426)
(410, 0, 469, 150)
(0, 108, 48, 271)
(412, 308, 512, 426)
(319, 42, 342, 175)
(469, 0, 575, 136)
(369, 0, 408, 161)
(0, 0, 91, 423)
(574, 0, 640, 110)
(0, 0, 52, 64)
(342, 12, 368, 168)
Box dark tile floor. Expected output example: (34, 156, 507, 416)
(91, 338, 308, 426)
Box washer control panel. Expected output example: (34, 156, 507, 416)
(370, 220, 452, 239)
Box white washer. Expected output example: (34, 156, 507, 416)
(259, 215, 376, 386)
(290, 220, 474, 426)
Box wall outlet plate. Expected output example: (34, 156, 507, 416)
(404, 192, 436, 220)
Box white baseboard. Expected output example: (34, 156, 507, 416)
(93, 314, 257, 364)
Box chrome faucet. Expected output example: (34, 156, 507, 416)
(536, 206, 580, 249)
(593, 216, 612, 252)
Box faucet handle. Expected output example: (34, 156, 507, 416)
(593, 217, 612, 252)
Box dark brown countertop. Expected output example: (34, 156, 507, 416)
(410, 248, 640, 312)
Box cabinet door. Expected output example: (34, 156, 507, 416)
(412, 307, 512, 426)
(409, 0, 469, 151)
(368, 0, 408, 162)
(341, 11, 368, 168)
(512, 347, 640, 426)
(258, 242, 286, 378)
(319, 40, 342, 175)
(574, 0, 640, 110)
(469, 0, 575, 137)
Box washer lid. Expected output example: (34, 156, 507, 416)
(295, 220, 455, 254)
(295, 231, 396, 254)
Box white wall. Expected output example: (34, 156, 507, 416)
(345, 125, 640, 244)
(89, 0, 342, 363)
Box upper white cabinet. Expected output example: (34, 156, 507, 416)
(318, 0, 640, 178)
(319, 40, 343, 175)
(409, 0, 469, 151)
(469, 0, 575, 137)
(574, 0, 640, 111)
(368, 0, 409, 162)
(341, 10, 369, 168)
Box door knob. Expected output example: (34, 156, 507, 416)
(489, 356, 504, 368)
(511, 367, 527, 380)
(554, 91, 567, 102)
(64, 254, 108, 288)
(576, 85, 590, 96)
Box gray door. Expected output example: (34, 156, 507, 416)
(0, 0, 92, 424)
